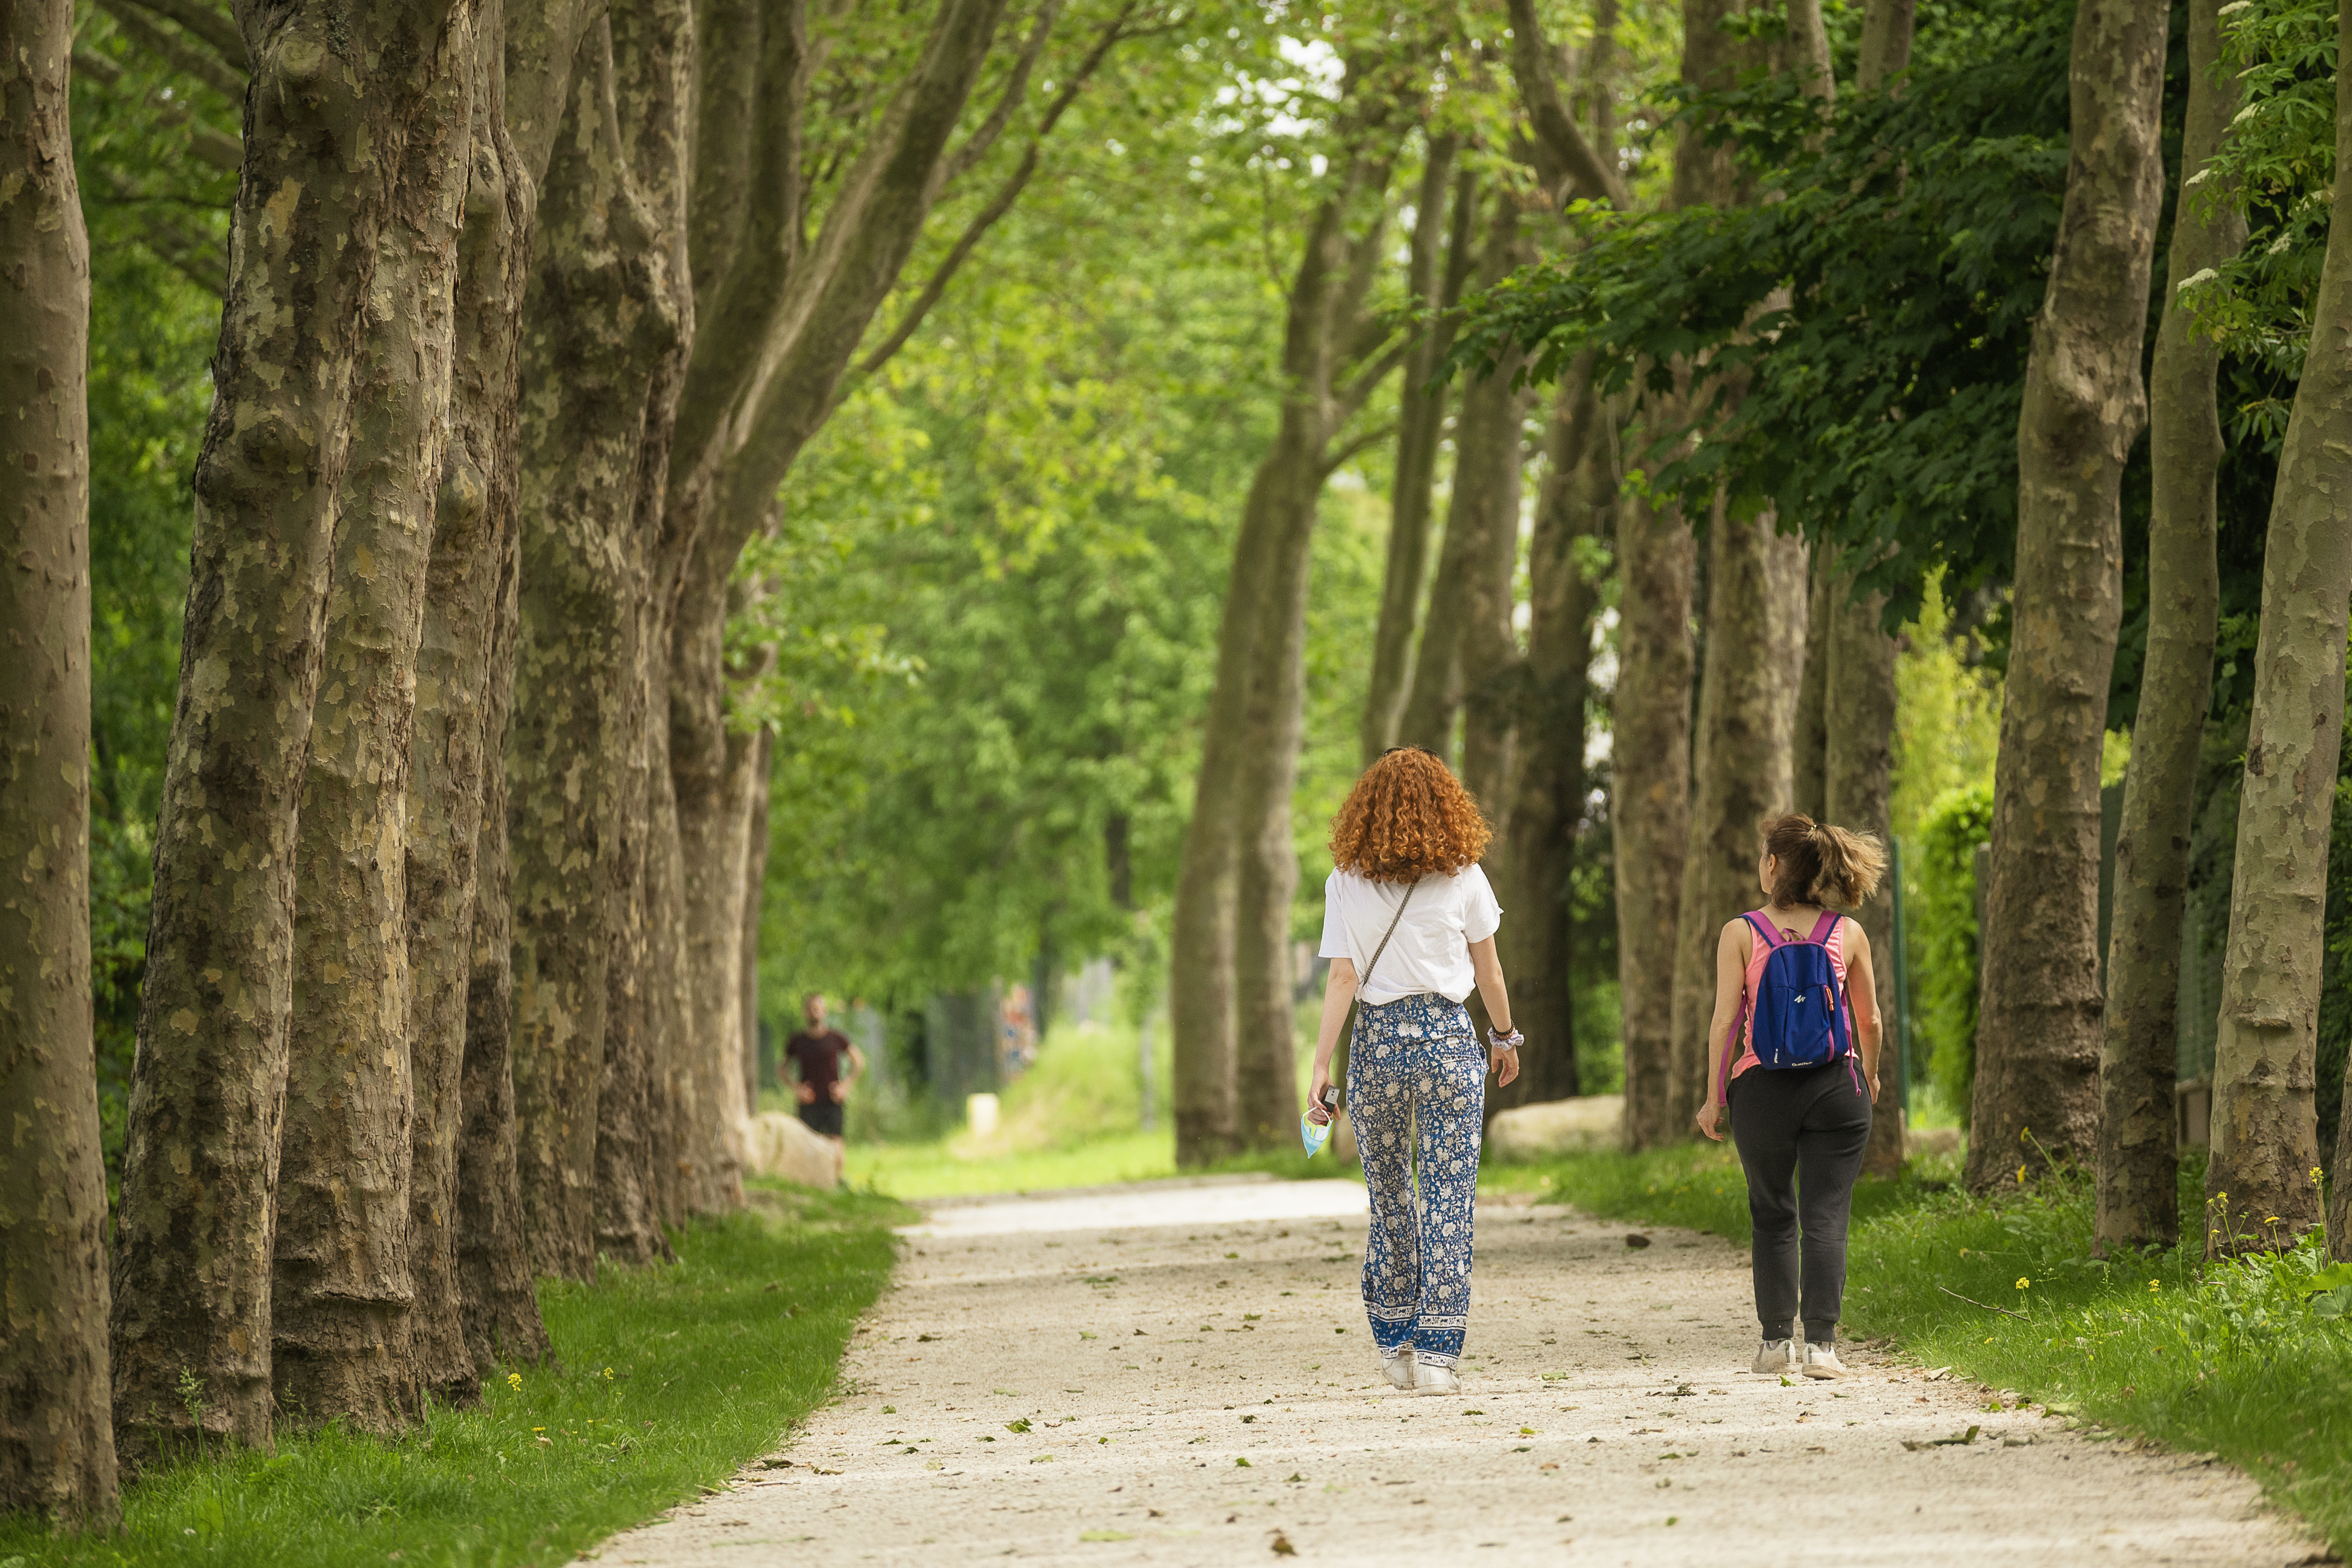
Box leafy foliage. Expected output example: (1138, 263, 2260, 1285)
(1455, 0, 2075, 625)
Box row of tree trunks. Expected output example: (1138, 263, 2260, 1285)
(2096, 0, 2242, 1251)
(0, 0, 118, 1520)
(109, 0, 483, 1459)
(1967, 0, 2170, 1191)
(2203, 0, 2352, 1253)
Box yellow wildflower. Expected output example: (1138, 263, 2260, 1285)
(507, 1372, 522, 1393)
(2015, 1277, 2030, 1291)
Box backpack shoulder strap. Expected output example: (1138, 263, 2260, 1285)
(1742, 910, 1784, 948)
(1807, 909, 1841, 946)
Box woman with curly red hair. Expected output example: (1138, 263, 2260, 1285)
(1305, 747, 1520, 1396)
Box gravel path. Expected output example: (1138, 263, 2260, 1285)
(595, 1176, 2320, 1567)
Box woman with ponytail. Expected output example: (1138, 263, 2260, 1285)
(1695, 813, 1889, 1379)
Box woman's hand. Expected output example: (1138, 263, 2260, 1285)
(1489, 1044, 1519, 1087)
(1306, 1065, 1336, 1125)
(1695, 1099, 1725, 1142)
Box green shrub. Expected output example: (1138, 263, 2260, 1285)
(1910, 782, 1994, 1119)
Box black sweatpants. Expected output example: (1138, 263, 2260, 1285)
(1727, 1059, 1872, 1343)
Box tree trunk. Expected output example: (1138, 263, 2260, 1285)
(111, 0, 472, 1460)
(454, 485, 549, 1373)
(1174, 155, 1389, 1164)
(271, 0, 478, 1432)
(1826, 583, 1902, 1176)
(402, 12, 533, 1407)
(1967, 0, 2168, 1192)
(2203, 2, 2352, 1251)
(604, 0, 699, 1253)
(1666, 507, 1808, 1138)
(654, 0, 1013, 1197)
(2335, 1043, 2352, 1260)
(1231, 466, 1317, 1152)
(1455, 207, 1535, 820)
(1792, 569, 1830, 819)
(505, 13, 689, 1278)
(2097, 0, 2241, 1251)
(1857, 0, 1918, 89)
(1493, 365, 1611, 1113)
(1361, 151, 1470, 762)
(1614, 473, 1697, 1150)
(0, 3, 117, 1519)
(742, 728, 775, 1111)
(667, 553, 756, 1214)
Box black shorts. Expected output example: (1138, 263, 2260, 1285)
(799, 1099, 844, 1138)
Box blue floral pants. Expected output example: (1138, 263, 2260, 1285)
(1347, 991, 1484, 1369)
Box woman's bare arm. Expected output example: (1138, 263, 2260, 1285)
(1467, 936, 1519, 1086)
(1843, 920, 1882, 1094)
(1305, 959, 1359, 1122)
(1695, 920, 1751, 1141)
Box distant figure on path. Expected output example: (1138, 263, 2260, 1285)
(1696, 813, 1887, 1381)
(1306, 747, 1520, 1397)
(783, 993, 865, 1142)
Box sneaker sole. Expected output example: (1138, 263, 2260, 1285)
(1801, 1363, 1851, 1379)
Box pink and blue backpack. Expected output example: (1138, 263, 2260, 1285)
(1720, 909, 1851, 1100)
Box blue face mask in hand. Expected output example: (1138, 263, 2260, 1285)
(1301, 1086, 1338, 1156)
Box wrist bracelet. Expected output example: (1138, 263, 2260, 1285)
(1487, 1026, 1523, 1050)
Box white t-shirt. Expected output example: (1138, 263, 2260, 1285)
(1317, 864, 1503, 1006)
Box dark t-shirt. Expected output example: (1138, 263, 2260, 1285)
(784, 1028, 853, 1096)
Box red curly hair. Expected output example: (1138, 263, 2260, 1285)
(1327, 747, 1491, 882)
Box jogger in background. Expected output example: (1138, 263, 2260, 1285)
(1306, 748, 1521, 1397)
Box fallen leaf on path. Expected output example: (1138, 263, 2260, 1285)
(1625, 1234, 1653, 1249)
(1270, 1531, 1298, 1556)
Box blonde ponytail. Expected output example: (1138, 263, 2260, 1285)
(1759, 813, 1888, 908)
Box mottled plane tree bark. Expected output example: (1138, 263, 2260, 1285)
(401, 3, 539, 1401)
(1968, 0, 2168, 1190)
(0, 0, 118, 1520)
(2097, 0, 2241, 1251)
(268, 0, 479, 1432)
(506, 0, 693, 1276)
(2203, 0, 2352, 1252)
(110, 0, 478, 1460)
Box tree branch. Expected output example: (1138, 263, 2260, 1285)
(91, 0, 244, 99)
(1504, 0, 1627, 207)
(121, 0, 244, 71)
(841, 1, 1142, 390)
(1335, 331, 1414, 423)
(1320, 419, 1398, 480)
(941, 0, 1069, 187)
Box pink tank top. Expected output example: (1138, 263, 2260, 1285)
(1723, 909, 1851, 1086)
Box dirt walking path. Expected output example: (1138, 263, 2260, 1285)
(596, 1176, 2319, 1567)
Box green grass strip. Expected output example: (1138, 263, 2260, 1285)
(1482, 1144, 2352, 1557)
(1, 1182, 907, 1568)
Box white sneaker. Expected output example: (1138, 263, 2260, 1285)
(1383, 1350, 1415, 1390)
(1412, 1362, 1461, 1396)
(1801, 1343, 1851, 1380)
(1751, 1337, 1797, 1374)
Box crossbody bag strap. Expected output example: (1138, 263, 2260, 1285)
(1359, 876, 1423, 993)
